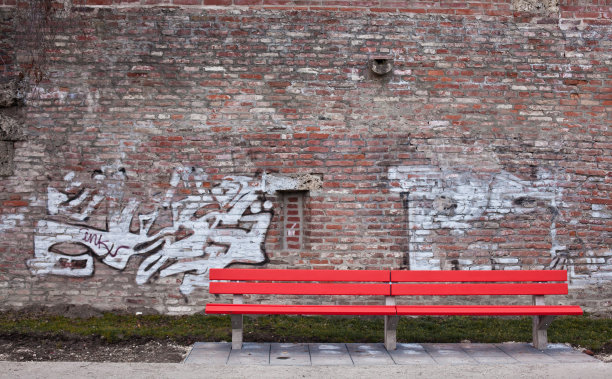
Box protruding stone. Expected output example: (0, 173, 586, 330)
(0, 78, 24, 108)
(0, 114, 23, 140)
(512, 0, 558, 14)
(0, 140, 15, 176)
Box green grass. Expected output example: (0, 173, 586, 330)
(1, 312, 610, 352)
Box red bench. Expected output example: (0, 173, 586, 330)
(205, 268, 582, 350)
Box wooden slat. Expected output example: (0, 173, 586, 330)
(209, 268, 390, 282)
(205, 304, 397, 315)
(391, 270, 567, 283)
(210, 282, 391, 296)
(395, 305, 583, 316)
(391, 283, 568, 296)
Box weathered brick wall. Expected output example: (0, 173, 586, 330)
(0, 0, 610, 314)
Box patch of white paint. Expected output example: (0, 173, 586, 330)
(349, 68, 364, 81)
(297, 68, 319, 74)
(389, 165, 562, 271)
(86, 89, 100, 114)
(0, 214, 24, 233)
(318, 345, 341, 350)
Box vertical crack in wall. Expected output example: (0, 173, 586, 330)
(400, 191, 410, 269)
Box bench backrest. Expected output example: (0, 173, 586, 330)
(209, 268, 391, 296)
(209, 268, 569, 297)
(390, 270, 569, 296)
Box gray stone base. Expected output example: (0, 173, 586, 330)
(183, 342, 598, 365)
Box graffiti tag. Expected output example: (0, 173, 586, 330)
(28, 166, 299, 294)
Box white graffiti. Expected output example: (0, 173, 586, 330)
(0, 213, 24, 233)
(28, 167, 298, 294)
(389, 165, 562, 271)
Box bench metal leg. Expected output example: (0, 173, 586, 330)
(231, 314, 243, 350)
(384, 315, 399, 351)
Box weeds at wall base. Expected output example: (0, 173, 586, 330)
(0, 311, 610, 353)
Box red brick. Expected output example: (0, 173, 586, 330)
(3, 201, 28, 207)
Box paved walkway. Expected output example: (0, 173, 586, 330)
(184, 342, 598, 365)
(1, 343, 609, 378)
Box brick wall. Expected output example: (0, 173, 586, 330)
(0, 0, 610, 314)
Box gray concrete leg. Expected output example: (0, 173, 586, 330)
(532, 295, 555, 350)
(384, 315, 399, 351)
(532, 315, 555, 350)
(231, 314, 243, 350)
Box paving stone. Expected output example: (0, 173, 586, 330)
(183, 342, 231, 364)
(388, 343, 437, 365)
(422, 343, 478, 365)
(270, 343, 311, 366)
(227, 343, 271, 365)
(346, 343, 395, 365)
(187, 342, 603, 366)
(460, 343, 517, 364)
(495, 342, 559, 364)
(309, 343, 353, 366)
(542, 343, 599, 363)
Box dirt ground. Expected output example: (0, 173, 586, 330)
(0, 306, 190, 363)
(0, 336, 190, 363)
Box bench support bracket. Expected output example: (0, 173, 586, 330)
(384, 296, 398, 350)
(532, 295, 555, 350)
(231, 295, 244, 350)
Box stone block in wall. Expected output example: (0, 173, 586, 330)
(0, 114, 22, 140)
(0, 140, 14, 176)
(512, 0, 559, 13)
(0, 78, 24, 108)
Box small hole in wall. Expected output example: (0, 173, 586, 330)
(280, 190, 307, 250)
(369, 56, 393, 76)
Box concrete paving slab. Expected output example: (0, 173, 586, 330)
(460, 343, 517, 364)
(270, 343, 311, 366)
(183, 342, 231, 364)
(388, 343, 437, 365)
(227, 343, 270, 365)
(495, 342, 558, 364)
(182, 342, 596, 367)
(543, 343, 599, 363)
(346, 343, 395, 365)
(423, 343, 478, 365)
(309, 343, 353, 366)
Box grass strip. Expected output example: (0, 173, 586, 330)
(0, 312, 610, 352)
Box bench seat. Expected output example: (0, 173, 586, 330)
(206, 304, 397, 315)
(395, 305, 584, 316)
(206, 304, 583, 316)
